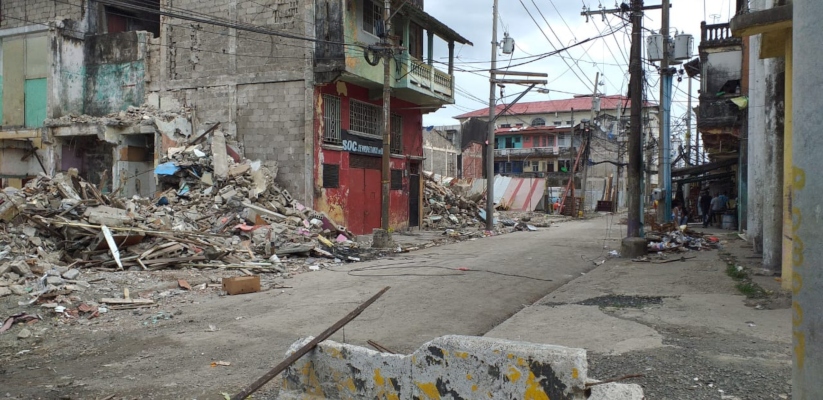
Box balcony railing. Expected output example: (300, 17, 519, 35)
(495, 147, 559, 157)
(700, 22, 741, 47)
(402, 57, 453, 98)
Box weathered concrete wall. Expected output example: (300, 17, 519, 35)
(0, 0, 85, 30)
(761, 56, 784, 270)
(281, 335, 591, 399)
(747, 32, 765, 253)
(462, 142, 483, 179)
(153, 0, 316, 202)
(237, 81, 306, 197)
(84, 31, 149, 116)
(792, 0, 823, 394)
(423, 128, 458, 177)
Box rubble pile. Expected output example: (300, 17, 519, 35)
(422, 173, 483, 229)
(45, 104, 192, 128)
(0, 133, 367, 304)
(645, 223, 721, 253)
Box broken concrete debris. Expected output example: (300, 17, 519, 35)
(0, 133, 373, 330)
(423, 172, 483, 230)
(644, 223, 721, 254)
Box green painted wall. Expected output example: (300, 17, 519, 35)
(24, 78, 47, 128)
(85, 61, 145, 116)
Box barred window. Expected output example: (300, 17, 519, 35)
(390, 169, 403, 190)
(531, 117, 546, 126)
(322, 164, 339, 188)
(390, 114, 402, 154)
(323, 94, 341, 144)
(350, 100, 382, 136)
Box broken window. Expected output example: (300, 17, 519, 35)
(362, 0, 384, 37)
(104, 0, 160, 37)
(559, 159, 572, 172)
(390, 169, 403, 190)
(350, 100, 381, 136)
(390, 114, 402, 154)
(322, 164, 340, 188)
(323, 94, 342, 145)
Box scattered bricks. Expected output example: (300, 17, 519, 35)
(9, 285, 26, 295)
(10, 260, 31, 276)
(62, 269, 81, 280)
(84, 206, 134, 227)
(46, 276, 65, 286)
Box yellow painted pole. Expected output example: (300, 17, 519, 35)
(782, 32, 793, 291)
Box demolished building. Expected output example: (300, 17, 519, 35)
(0, 0, 471, 235)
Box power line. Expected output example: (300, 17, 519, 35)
(519, 0, 592, 88)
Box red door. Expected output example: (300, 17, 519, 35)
(349, 167, 382, 234)
(363, 169, 381, 232)
(349, 168, 365, 235)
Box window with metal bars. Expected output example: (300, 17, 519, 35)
(391, 169, 403, 190)
(350, 100, 382, 136)
(322, 164, 340, 188)
(322, 94, 341, 144)
(390, 114, 402, 154)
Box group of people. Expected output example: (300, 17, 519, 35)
(668, 191, 729, 227)
(699, 191, 728, 228)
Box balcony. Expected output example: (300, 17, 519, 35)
(495, 147, 559, 157)
(396, 56, 454, 103)
(700, 22, 741, 49)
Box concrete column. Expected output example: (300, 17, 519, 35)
(780, 33, 793, 291)
(761, 56, 784, 271)
(792, 2, 823, 396)
(747, 33, 764, 253)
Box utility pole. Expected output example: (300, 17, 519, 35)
(485, 0, 499, 232)
(622, 0, 646, 255)
(686, 76, 692, 164)
(658, 0, 673, 223)
(580, 72, 600, 216)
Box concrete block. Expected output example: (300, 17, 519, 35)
(588, 382, 645, 400)
(280, 335, 589, 400)
(84, 206, 133, 227)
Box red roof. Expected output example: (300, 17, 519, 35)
(494, 125, 572, 135)
(454, 95, 656, 119)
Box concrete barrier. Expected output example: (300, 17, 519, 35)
(280, 335, 640, 399)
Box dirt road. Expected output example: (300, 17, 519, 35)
(1, 216, 615, 399)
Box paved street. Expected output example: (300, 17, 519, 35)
(2, 216, 615, 398)
(1, 215, 791, 399)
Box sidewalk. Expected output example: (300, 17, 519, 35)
(484, 231, 792, 399)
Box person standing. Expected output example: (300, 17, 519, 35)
(709, 194, 724, 226)
(700, 191, 713, 228)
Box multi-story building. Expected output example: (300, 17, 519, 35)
(454, 95, 658, 209)
(0, 0, 470, 235)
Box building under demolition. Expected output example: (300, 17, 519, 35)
(0, 0, 470, 235)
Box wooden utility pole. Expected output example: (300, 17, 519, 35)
(580, 72, 600, 215)
(685, 76, 692, 163)
(380, 0, 392, 231)
(485, 0, 499, 231)
(625, 0, 645, 246)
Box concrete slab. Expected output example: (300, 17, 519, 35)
(484, 304, 665, 355)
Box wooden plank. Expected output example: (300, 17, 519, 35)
(230, 287, 391, 400)
(100, 298, 154, 305)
